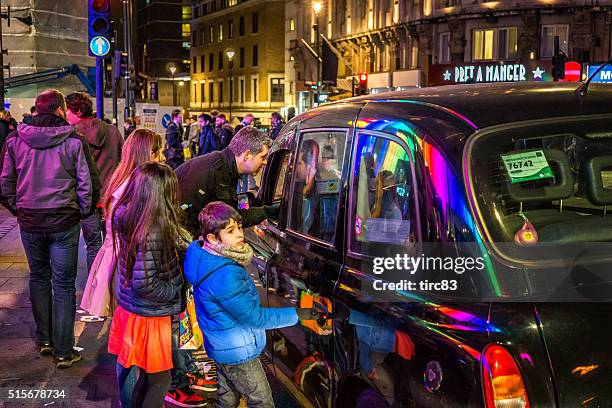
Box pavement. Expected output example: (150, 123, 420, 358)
(0, 207, 300, 408)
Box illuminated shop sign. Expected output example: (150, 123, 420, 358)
(587, 64, 612, 83)
(429, 61, 552, 86)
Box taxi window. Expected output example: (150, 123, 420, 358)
(350, 132, 418, 256)
(288, 130, 346, 243)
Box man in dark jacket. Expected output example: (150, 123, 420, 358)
(66, 92, 123, 275)
(197, 113, 219, 156)
(214, 113, 234, 149)
(176, 126, 278, 237)
(165, 109, 185, 169)
(270, 111, 284, 140)
(0, 89, 100, 368)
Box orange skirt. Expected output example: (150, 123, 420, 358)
(108, 305, 173, 373)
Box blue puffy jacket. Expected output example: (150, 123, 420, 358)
(184, 241, 298, 365)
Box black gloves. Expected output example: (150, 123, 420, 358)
(263, 203, 280, 219)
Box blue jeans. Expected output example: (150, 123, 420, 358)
(81, 208, 103, 275)
(20, 223, 80, 358)
(216, 358, 274, 408)
(170, 320, 199, 390)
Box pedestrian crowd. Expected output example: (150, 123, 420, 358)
(0, 88, 308, 408)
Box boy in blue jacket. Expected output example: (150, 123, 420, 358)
(184, 201, 313, 407)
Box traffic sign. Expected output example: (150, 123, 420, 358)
(90, 36, 111, 57)
(162, 113, 172, 129)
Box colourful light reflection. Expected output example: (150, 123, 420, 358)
(437, 306, 502, 333)
(519, 353, 534, 365)
(356, 117, 502, 296)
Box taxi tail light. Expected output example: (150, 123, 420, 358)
(482, 344, 530, 408)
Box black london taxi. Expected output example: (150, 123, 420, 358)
(244, 82, 612, 407)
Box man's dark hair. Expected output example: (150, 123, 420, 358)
(217, 113, 227, 121)
(30, 105, 36, 114)
(191, 115, 197, 121)
(198, 113, 212, 122)
(271, 112, 281, 121)
(66, 92, 94, 118)
(198, 201, 242, 239)
(210, 110, 219, 117)
(35, 89, 66, 115)
(171, 109, 181, 119)
(228, 126, 272, 156)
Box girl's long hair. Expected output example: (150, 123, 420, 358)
(103, 128, 163, 216)
(111, 162, 183, 285)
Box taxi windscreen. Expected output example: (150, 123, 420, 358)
(468, 115, 612, 249)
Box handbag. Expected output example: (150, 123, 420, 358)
(178, 287, 204, 350)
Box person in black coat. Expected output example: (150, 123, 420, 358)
(164, 109, 185, 169)
(197, 113, 220, 156)
(176, 126, 279, 237)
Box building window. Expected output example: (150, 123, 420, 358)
(211, 0, 216, 12)
(229, 78, 234, 102)
(200, 55, 205, 72)
(201, 82, 206, 103)
(252, 45, 258, 67)
(239, 47, 245, 68)
(473, 27, 518, 61)
(209, 53, 214, 71)
(194, 5, 200, 18)
(202, 4, 207, 15)
(193, 82, 197, 103)
(219, 24, 223, 42)
(240, 79, 245, 103)
(393, 0, 400, 24)
(439, 32, 450, 63)
(410, 41, 418, 69)
(219, 51, 224, 70)
(210, 26, 214, 43)
(239, 16, 245, 36)
(182, 5, 191, 19)
(228, 20, 234, 39)
(219, 81, 224, 103)
(252, 77, 258, 102)
(290, 18, 295, 31)
(229, 0, 237, 5)
(209, 82, 214, 102)
(192, 30, 197, 45)
(252, 12, 258, 34)
(200, 28, 205, 45)
(192, 57, 197, 73)
(182, 23, 190, 39)
(541, 25, 569, 58)
(270, 78, 284, 102)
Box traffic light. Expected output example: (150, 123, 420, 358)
(88, 0, 112, 57)
(358, 73, 368, 95)
(552, 53, 566, 81)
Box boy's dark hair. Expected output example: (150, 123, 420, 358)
(66, 92, 94, 118)
(30, 105, 37, 114)
(199, 113, 212, 122)
(35, 89, 66, 115)
(199, 201, 242, 240)
(271, 112, 281, 121)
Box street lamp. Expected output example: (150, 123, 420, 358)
(313, 1, 323, 106)
(225, 49, 235, 122)
(169, 65, 177, 106)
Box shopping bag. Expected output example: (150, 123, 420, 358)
(80, 240, 117, 317)
(179, 287, 204, 350)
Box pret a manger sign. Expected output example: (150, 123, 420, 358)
(453, 63, 527, 83)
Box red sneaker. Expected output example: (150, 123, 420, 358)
(164, 385, 207, 407)
(187, 371, 218, 392)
